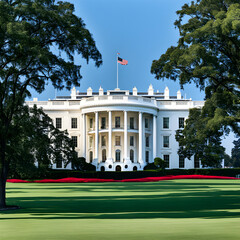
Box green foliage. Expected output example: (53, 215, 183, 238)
(223, 153, 233, 168)
(0, 0, 102, 207)
(7, 105, 78, 179)
(151, 0, 240, 168)
(143, 163, 158, 170)
(231, 139, 240, 167)
(72, 157, 96, 171)
(154, 157, 166, 169)
(176, 104, 225, 167)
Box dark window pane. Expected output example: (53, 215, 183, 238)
(101, 117, 106, 129)
(164, 155, 170, 168)
(179, 155, 185, 168)
(115, 117, 120, 128)
(146, 136, 149, 147)
(71, 136, 78, 147)
(145, 118, 149, 129)
(71, 118, 77, 128)
(179, 118, 184, 128)
(56, 118, 62, 129)
(163, 136, 169, 148)
(130, 136, 134, 146)
(130, 117, 134, 129)
(145, 151, 149, 163)
(163, 117, 169, 129)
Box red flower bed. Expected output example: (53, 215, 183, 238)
(7, 175, 238, 183)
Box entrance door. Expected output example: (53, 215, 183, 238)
(116, 165, 121, 172)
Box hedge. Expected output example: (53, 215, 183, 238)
(11, 168, 240, 180)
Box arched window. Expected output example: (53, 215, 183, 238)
(89, 151, 93, 163)
(116, 150, 121, 162)
(102, 149, 106, 162)
(133, 166, 138, 171)
(116, 165, 121, 171)
(100, 166, 105, 172)
(130, 149, 134, 162)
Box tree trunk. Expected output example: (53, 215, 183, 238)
(0, 176, 6, 209)
(0, 144, 8, 209)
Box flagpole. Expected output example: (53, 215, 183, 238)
(117, 53, 119, 89)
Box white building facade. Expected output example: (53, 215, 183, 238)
(26, 85, 204, 171)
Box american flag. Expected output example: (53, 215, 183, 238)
(118, 57, 128, 65)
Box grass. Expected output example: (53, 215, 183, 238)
(1, 179, 240, 240)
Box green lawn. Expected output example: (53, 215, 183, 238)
(1, 180, 240, 240)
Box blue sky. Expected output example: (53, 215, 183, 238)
(29, 0, 234, 155)
(31, 0, 205, 100)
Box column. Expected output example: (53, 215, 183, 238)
(95, 112, 99, 160)
(138, 112, 143, 163)
(108, 111, 112, 159)
(82, 113, 86, 159)
(153, 115, 157, 161)
(124, 111, 128, 161)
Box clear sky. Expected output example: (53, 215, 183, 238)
(29, 0, 235, 155)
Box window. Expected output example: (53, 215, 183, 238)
(101, 135, 106, 147)
(71, 118, 77, 128)
(89, 136, 93, 148)
(146, 136, 149, 147)
(102, 149, 106, 162)
(56, 118, 62, 129)
(194, 156, 200, 168)
(145, 118, 149, 129)
(163, 136, 169, 148)
(163, 117, 169, 129)
(115, 136, 121, 146)
(164, 155, 170, 168)
(179, 117, 185, 129)
(71, 136, 78, 147)
(130, 149, 134, 162)
(116, 150, 121, 162)
(101, 117, 106, 129)
(130, 117, 134, 129)
(145, 151, 149, 163)
(130, 136, 134, 146)
(89, 151, 93, 162)
(56, 159, 62, 168)
(179, 155, 185, 168)
(90, 118, 93, 129)
(115, 117, 120, 128)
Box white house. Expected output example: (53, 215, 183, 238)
(26, 85, 204, 171)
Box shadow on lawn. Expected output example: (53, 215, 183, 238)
(2, 181, 240, 220)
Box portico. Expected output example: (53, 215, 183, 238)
(82, 108, 157, 171)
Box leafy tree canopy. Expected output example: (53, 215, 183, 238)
(231, 139, 240, 167)
(0, 0, 102, 209)
(8, 105, 78, 179)
(151, 0, 240, 167)
(151, 0, 240, 96)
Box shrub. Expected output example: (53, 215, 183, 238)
(154, 157, 166, 169)
(72, 157, 96, 171)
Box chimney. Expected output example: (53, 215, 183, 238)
(87, 87, 92, 96)
(99, 86, 103, 96)
(177, 90, 181, 100)
(71, 87, 76, 100)
(164, 87, 169, 99)
(148, 84, 154, 95)
(133, 86, 138, 96)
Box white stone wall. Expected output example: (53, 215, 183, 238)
(26, 88, 204, 171)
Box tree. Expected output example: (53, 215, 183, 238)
(223, 153, 232, 167)
(231, 139, 240, 167)
(0, 0, 102, 209)
(176, 102, 225, 167)
(154, 157, 166, 169)
(8, 105, 78, 179)
(151, 0, 240, 166)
